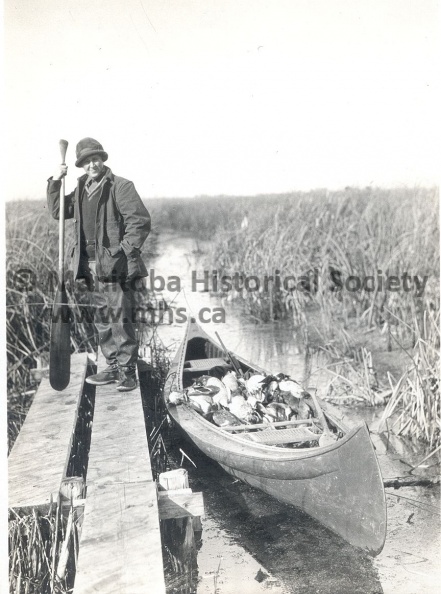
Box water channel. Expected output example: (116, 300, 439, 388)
(147, 232, 440, 594)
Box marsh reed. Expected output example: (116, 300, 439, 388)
(379, 309, 440, 447)
(157, 187, 439, 446)
(6, 202, 90, 448)
(9, 503, 79, 594)
(208, 187, 438, 331)
(6, 199, 156, 449)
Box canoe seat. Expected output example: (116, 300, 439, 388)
(245, 427, 318, 445)
(183, 358, 229, 372)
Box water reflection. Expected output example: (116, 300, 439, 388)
(163, 435, 383, 594)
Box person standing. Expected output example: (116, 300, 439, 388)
(47, 137, 151, 391)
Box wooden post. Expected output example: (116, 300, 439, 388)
(158, 469, 203, 530)
(57, 477, 86, 580)
(159, 469, 202, 587)
(159, 468, 189, 491)
(60, 477, 85, 502)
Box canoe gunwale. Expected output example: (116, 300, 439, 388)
(167, 398, 366, 460)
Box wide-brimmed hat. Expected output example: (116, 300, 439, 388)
(75, 137, 108, 167)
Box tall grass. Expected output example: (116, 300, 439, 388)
(209, 187, 440, 445)
(6, 189, 439, 447)
(9, 504, 79, 594)
(208, 187, 439, 333)
(154, 187, 439, 446)
(6, 202, 88, 448)
(147, 196, 237, 239)
(379, 309, 440, 447)
(6, 199, 156, 449)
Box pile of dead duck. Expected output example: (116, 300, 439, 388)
(169, 369, 333, 447)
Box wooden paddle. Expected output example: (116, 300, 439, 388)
(215, 331, 244, 377)
(49, 139, 71, 391)
(308, 390, 336, 444)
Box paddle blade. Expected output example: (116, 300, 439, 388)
(50, 285, 71, 391)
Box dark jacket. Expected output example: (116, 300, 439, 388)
(47, 167, 151, 281)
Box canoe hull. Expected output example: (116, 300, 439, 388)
(164, 319, 387, 555)
(170, 408, 386, 555)
(218, 423, 386, 556)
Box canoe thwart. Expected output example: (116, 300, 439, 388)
(221, 418, 316, 432)
(246, 427, 318, 445)
(183, 357, 230, 372)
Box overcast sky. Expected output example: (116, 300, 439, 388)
(4, 0, 439, 200)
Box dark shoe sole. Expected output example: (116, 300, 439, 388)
(86, 377, 119, 386)
(117, 383, 138, 392)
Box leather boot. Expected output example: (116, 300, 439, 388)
(86, 363, 119, 385)
(117, 366, 137, 392)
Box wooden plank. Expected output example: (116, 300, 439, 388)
(157, 491, 205, 520)
(85, 381, 153, 486)
(8, 353, 89, 509)
(73, 482, 164, 594)
(74, 362, 166, 594)
(158, 488, 193, 496)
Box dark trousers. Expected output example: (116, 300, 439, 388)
(84, 260, 138, 368)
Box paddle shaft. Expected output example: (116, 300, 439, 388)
(49, 139, 70, 391)
(216, 331, 330, 435)
(215, 331, 244, 377)
(309, 391, 333, 437)
(58, 140, 68, 283)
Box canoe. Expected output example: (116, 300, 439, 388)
(163, 318, 387, 555)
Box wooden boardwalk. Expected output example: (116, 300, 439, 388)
(8, 344, 203, 593)
(73, 365, 166, 594)
(8, 353, 89, 510)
